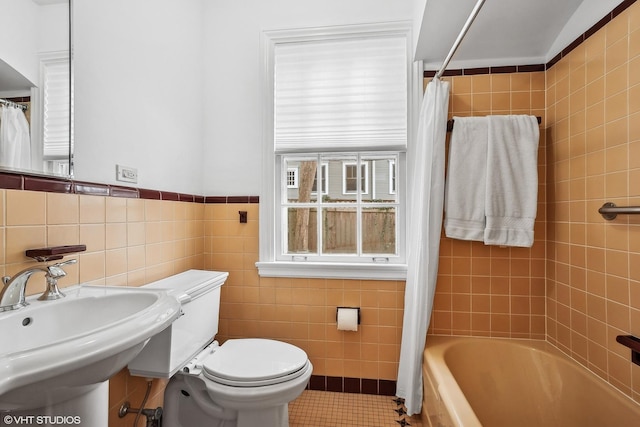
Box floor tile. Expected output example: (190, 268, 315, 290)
(289, 390, 423, 427)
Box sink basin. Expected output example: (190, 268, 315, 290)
(0, 285, 181, 411)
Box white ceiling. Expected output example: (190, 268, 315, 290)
(415, 0, 625, 70)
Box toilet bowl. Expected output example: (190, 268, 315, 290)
(127, 270, 312, 427)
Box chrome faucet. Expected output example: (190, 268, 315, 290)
(0, 259, 77, 312)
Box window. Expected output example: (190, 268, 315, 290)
(42, 56, 70, 162)
(312, 163, 328, 195)
(343, 161, 368, 195)
(389, 160, 396, 195)
(258, 22, 416, 280)
(287, 167, 298, 188)
(30, 51, 71, 175)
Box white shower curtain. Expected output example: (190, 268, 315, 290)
(0, 105, 32, 170)
(396, 77, 450, 415)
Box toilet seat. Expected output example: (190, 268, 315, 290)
(201, 339, 309, 387)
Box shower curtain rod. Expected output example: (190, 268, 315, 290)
(0, 98, 28, 111)
(434, 0, 487, 79)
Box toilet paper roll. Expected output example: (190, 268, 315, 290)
(337, 307, 359, 331)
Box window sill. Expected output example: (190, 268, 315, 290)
(256, 261, 407, 281)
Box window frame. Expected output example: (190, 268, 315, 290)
(389, 159, 397, 195)
(287, 167, 299, 189)
(311, 162, 329, 196)
(41, 54, 71, 162)
(29, 50, 71, 175)
(257, 22, 420, 280)
(342, 161, 369, 196)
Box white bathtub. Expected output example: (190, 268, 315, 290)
(422, 336, 640, 427)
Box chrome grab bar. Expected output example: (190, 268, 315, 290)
(598, 202, 640, 220)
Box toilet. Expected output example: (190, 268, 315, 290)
(127, 270, 313, 427)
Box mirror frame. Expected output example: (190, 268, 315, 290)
(68, 0, 74, 178)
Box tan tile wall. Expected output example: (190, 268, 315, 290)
(546, 2, 640, 402)
(428, 72, 547, 338)
(204, 203, 405, 382)
(0, 189, 204, 427)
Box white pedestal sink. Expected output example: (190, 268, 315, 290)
(0, 285, 181, 426)
(5, 382, 108, 427)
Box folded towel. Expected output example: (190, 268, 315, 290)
(444, 116, 488, 242)
(484, 115, 539, 247)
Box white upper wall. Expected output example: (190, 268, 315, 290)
(37, 2, 68, 55)
(73, 0, 205, 194)
(1, 0, 39, 85)
(201, 0, 415, 196)
(412, 0, 427, 60)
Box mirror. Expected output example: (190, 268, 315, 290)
(0, 0, 71, 177)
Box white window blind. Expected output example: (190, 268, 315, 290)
(43, 58, 70, 159)
(274, 35, 407, 153)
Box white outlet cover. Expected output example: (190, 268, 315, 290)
(116, 164, 138, 183)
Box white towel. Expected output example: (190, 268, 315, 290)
(444, 116, 488, 241)
(484, 115, 539, 247)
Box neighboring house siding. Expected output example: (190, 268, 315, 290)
(286, 159, 394, 202)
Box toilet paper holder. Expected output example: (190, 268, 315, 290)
(336, 307, 360, 325)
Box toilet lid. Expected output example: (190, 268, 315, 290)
(202, 339, 309, 386)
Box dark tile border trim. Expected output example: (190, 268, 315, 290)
(24, 176, 73, 193)
(424, 0, 637, 77)
(424, 64, 544, 78)
(110, 185, 139, 199)
(6, 96, 31, 103)
(307, 375, 397, 396)
(138, 188, 161, 200)
(0, 173, 23, 190)
(179, 193, 195, 203)
(0, 171, 259, 204)
(205, 195, 260, 204)
(73, 181, 110, 196)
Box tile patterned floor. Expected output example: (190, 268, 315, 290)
(289, 390, 424, 427)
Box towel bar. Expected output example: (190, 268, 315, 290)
(598, 202, 640, 220)
(616, 335, 640, 366)
(446, 116, 541, 132)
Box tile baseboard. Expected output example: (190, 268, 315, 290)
(308, 375, 396, 396)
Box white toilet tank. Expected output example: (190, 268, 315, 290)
(128, 270, 229, 378)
